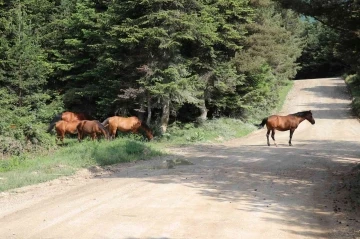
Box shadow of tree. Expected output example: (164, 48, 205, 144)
(302, 84, 350, 101)
(103, 140, 360, 238)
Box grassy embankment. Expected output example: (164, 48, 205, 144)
(345, 74, 360, 117)
(0, 80, 293, 192)
(344, 74, 360, 208)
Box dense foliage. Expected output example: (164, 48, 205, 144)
(274, 0, 359, 75)
(1, 0, 356, 155)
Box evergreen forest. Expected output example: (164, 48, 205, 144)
(0, 0, 359, 155)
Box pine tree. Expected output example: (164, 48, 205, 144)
(0, 1, 58, 145)
(233, 1, 305, 118)
(102, 0, 254, 131)
(46, 0, 105, 115)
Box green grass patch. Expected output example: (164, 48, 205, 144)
(345, 74, 360, 117)
(0, 138, 162, 192)
(344, 74, 360, 206)
(276, 80, 294, 113)
(159, 118, 256, 144)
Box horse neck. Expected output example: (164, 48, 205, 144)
(140, 125, 153, 139)
(145, 131, 153, 140)
(296, 116, 307, 124)
(97, 122, 109, 137)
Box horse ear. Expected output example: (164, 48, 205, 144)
(309, 110, 312, 113)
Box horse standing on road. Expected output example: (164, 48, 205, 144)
(256, 110, 315, 146)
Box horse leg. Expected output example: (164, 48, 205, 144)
(58, 131, 65, 144)
(91, 133, 96, 141)
(110, 128, 116, 140)
(289, 129, 294, 146)
(271, 130, 277, 147)
(266, 129, 270, 146)
(78, 131, 82, 142)
(109, 125, 117, 140)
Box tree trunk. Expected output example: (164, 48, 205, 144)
(160, 96, 170, 134)
(196, 99, 208, 125)
(137, 102, 146, 122)
(146, 92, 152, 125)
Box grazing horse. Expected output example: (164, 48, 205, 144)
(54, 120, 81, 144)
(256, 110, 315, 146)
(77, 120, 109, 141)
(47, 111, 87, 133)
(102, 116, 153, 140)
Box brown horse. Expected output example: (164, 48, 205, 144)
(47, 111, 87, 133)
(102, 116, 153, 140)
(77, 120, 109, 141)
(256, 110, 315, 146)
(54, 120, 81, 144)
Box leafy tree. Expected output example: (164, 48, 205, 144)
(296, 20, 346, 78)
(46, 0, 105, 116)
(0, 0, 61, 147)
(101, 0, 254, 131)
(233, 1, 305, 118)
(274, 0, 360, 73)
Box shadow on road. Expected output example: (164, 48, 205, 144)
(103, 140, 360, 238)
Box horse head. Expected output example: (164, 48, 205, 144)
(305, 110, 315, 125)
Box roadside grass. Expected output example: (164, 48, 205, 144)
(0, 80, 295, 192)
(276, 80, 294, 113)
(0, 138, 162, 192)
(344, 74, 360, 117)
(344, 74, 360, 209)
(159, 118, 256, 144)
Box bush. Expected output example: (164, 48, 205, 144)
(0, 136, 24, 157)
(345, 74, 360, 117)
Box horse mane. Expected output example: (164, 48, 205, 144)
(96, 121, 109, 135)
(102, 117, 110, 127)
(47, 113, 62, 133)
(291, 111, 311, 117)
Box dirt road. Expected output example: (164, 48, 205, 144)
(1, 77, 360, 239)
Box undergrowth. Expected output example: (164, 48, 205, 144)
(345, 74, 360, 117)
(344, 73, 360, 209)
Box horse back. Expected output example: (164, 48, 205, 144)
(79, 120, 103, 133)
(62, 112, 87, 122)
(112, 116, 140, 131)
(56, 120, 79, 134)
(266, 115, 298, 131)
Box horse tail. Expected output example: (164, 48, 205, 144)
(97, 121, 109, 139)
(140, 121, 154, 140)
(102, 118, 110, 127)
(255, 117, 268, 129)
(47, 114, 62, 133)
